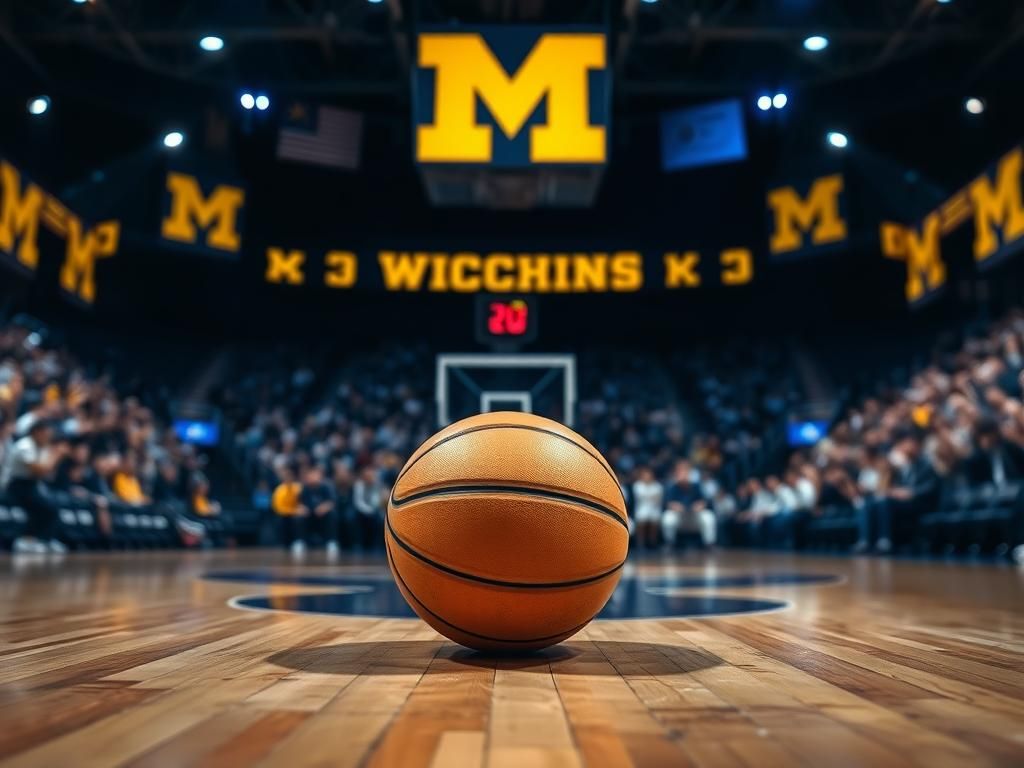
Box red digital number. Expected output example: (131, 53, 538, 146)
(488, 301, 529, 336)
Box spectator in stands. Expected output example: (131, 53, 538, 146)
(352, 465, 385, 551)
(710, 486, 738, 546)
(737, 481, 770, 548)
(966, 418, 1024, 487)
(189, 472, 233, 548)
(189, 473, 222, 518)
(856, 434, 938, 553)
(765, 475, 798, 548)
(112, 453, 149, 507)
(631, 466, 663, 549)
(272, 465, 307, 555)
(53, 440, 113, 539)
(1, 419, 69, 554)
(300, 464, 339, 558)
(662, 460, 715, 550)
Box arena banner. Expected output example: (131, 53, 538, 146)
(882, 143, 1024, 306)
(0, 157, 120, 306)
(660, 99, 747, 171)
(260, 246, 755, 293)
(413, 26, 610, 166)
(765, 173, 849, 260)
(3, 142, 1023, 306)
(160, 168, 246, 258)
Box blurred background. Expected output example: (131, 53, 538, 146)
(1, 0, 1023, 561)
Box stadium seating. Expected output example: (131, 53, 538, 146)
(2, 309, 1023, 561)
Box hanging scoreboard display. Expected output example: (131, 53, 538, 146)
(475, 295, 538, 347)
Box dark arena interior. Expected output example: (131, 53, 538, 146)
(2, 1, 1024, 766)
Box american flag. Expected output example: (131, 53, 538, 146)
(277, 103, 363, 170)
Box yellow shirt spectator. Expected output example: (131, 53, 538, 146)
(113, 472, 149, 505)
(193, 493, 214, 516)
(272, 482, 303, 516)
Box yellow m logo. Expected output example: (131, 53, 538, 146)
(0, 160, 45, 270)
(767, 174, 848, 255)
(880, 214, 945, 304)
(969, 147, 1024, 265)
(416, 32, 607, 164)
(161, 172, 245, 253)
(59, 218, 120, 305)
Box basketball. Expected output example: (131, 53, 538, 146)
(385, 411, 629, 651)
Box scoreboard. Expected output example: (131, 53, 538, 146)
(475, 296, 538, 347)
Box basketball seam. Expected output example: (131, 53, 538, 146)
(385, 509, 626, 589)
(391, 485, 629, 531)
(386, 536, 596, 645)
(395, 423, 627, 512)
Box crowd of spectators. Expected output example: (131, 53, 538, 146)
(216, 344, 432, 555)
(672, 342, 802, 488)
(5, 307, 1024, 563)
(630, 311, 1024, 561)
(217, 346, 690, 556)
(0, 320, 222, 553)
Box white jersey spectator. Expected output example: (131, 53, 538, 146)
(632, 477, 664, 523)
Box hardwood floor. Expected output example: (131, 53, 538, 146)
(0, 550, 1022, 767)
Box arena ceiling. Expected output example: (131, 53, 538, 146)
(1, 0, 1022, 199)
(6, 0, 1021, 109)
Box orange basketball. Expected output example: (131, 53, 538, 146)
(385, 411, 629, 651)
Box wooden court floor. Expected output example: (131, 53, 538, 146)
(0, 550, 1022, 768)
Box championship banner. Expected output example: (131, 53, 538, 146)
(765, 173, 849, 260)
(882, 143, 1024, 306)
(3, 141, 1023, 307)
(970, 146, 1024, 271)
(260, 246, 755, 293)
(413, 26, 610, 166)
(160, 167, 245, 258)
(0, 158, 120, 307)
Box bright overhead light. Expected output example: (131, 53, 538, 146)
(71, 0, 90, 4)
(367, 0, 385, 4)
(772, 92, 788, 109)
(826, 131, 849, 149)
(199, 36, 224, 52)
(240, 92, 255, 110)
(162, 131, 185, 149)
(27, 96, 50, 115)
(965, 97, 985, 115)
(255, 94, 270, 111)
(756, 95, 772, 111)
(803, 35, 829, 52)
(640, 0, 659, 4)
(936, 0, 952, 4)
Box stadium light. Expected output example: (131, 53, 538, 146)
(27, 96, 50, 115)
(803, 35, 829, 52)
(162, 131, 185, 149)
(240, 92, 255, 110)
(756, 95, 772, 111)
(199, 36, 224, 52)
(772, 92, 788, 109)
(826, 131, 849, 149)
(965, 97, 985, 115)
(255, 94, 270, 111)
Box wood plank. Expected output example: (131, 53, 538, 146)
(0, 549, 1021, 768)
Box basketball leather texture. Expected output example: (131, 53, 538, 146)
(385, 411, 629, 651)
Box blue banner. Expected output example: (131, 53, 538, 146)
(660, 99, 747, 171)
